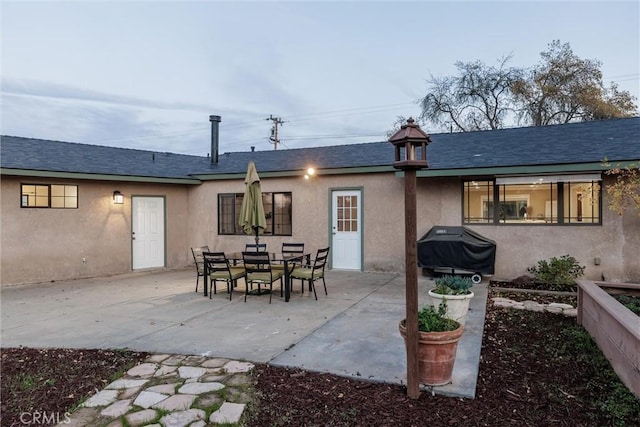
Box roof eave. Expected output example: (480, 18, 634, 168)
(192, 165, 396, 180)
(0, 168, 202, 184)
(416, 160, 640, 178)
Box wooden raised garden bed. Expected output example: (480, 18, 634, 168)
(576, 280, 640, 398)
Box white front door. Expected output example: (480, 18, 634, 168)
(331, 190, 362, 270)
(132, 196, 165, 270)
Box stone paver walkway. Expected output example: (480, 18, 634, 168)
(62, 354, 255, 427)
(491, 297, 577, 317)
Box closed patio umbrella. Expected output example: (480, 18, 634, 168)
(239, 160, 267, 245)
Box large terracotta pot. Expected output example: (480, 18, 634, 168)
(399, 320, 464, 386)
(428, 290, 474, 326)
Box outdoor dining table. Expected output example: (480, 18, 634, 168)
(203, 252, 309, 302)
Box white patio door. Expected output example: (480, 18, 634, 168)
(331, 190, 362, 270)
(132, 196, 165, 269)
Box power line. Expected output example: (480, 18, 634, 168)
(283, 102, 416, 122)
(285, 132, 383, 141)
(86, 101, 418, 146)
(220, 101, 416, 128)
(603, 73, 639, 79)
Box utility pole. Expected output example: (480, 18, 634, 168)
(266, 115, 285, 150)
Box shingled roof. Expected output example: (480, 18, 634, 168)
(0, 137, 209, 181)
(2, 117, 638, 181)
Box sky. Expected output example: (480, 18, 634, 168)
(2, 0, 639, 157)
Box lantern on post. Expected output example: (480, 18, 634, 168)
(388, 117, 431, 399)
(389, 117, 430, 169)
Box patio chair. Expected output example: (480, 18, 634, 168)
(191, 246, 210, 293)
(273, 242, 305, 272)
(245, 243, 267, 252)
(242, 251, 284, 303)
(203, 252, 246, 301)
(290, 247, 330, 300)
(243, 243, 268, 276)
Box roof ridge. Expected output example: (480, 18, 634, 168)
(0, 135, 208, 160)
(3, 117, 638, 158)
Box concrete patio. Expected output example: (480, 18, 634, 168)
(1, 268, 487, 398)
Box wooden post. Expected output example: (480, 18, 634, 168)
(404, 169, 420, 399)
(388, 116, 431, 399)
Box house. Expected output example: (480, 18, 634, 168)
(1, 116, 639, 286)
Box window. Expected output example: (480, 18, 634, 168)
(218, 192, 292, 236)
(21, 184, 78, 208)
(337, 194, 359, 232)
(464, 181, 493, 223)
(496, 181, 558, 224)
(564, 181, 601, 223)
(463, 175, 601, 225)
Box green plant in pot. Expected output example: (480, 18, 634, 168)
(429, 275, 474, 326)
(399, 301, 464, 386)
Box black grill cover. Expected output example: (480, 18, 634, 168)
(417, 226, 496, 274)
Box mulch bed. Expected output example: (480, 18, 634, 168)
(245, 290, 637, 427)
(0, 348, 148, 426)
(489, 275, 577, 292)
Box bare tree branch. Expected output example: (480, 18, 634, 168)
(420, 56, 521, 132)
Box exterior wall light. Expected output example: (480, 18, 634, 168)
(113, 191, 124, 204)
(304, 167, 316, 180)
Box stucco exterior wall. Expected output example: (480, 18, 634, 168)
(187, 172, 639, 283)
(3, 171, 637, 286)
(187, 173, 370, 257)
(1, 176, 191, 285)
(620, 202, 640, 282)
(187, 173, 469, 272)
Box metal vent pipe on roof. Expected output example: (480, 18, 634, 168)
(209, 115, 221, 164)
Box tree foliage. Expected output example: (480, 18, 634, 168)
(420, 56, 521, 132)
(417, 40, 638, 132)
(605, 163, 640, 217)
(512, 40, 638, 126)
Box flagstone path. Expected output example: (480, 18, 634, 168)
(62, 354, 255, 427)
(491, 296, 577, 317)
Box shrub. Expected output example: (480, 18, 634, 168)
(613, 294, 640, 315)
(433, 275, 473, 295)
(417, 301, 459, 332)
(527, 254, 585, 290)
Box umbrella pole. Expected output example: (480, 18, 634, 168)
(254, 227, 259, 245)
